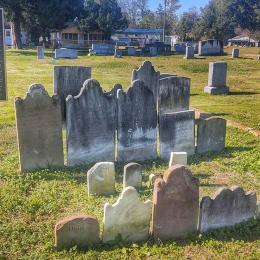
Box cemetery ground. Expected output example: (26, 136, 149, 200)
(0, 47, 260, 258)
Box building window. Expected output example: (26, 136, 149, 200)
(62, 33, 78, 41)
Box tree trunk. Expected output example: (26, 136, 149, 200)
(11, 14, 23, 49)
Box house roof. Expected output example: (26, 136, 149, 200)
(228, 35, 258, 43)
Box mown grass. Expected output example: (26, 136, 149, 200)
(0, 48, 260, 259)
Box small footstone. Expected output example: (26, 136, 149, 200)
(55, 215, 100, 250)
(169, 152, 187, 167)
(123, 162, 142, 190)
(87, 162, 115, 196)
(149, 174, 156, 187)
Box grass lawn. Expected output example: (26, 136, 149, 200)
(0, 48, 260, 259)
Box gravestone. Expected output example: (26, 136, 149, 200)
(66, 79, 116, 166)
(174, 43, 186, 53)
(169, 152, 187, 167)
(128, 47, 136, 56)
(199, 186, 257, 232)
(123, 162, 142, 190)
(0, 8, 7, 101)
(103, 187, 152, 243)
(15, 84, 64, 173)
(197, 117, 226, 154)
(132, 61, 160, 104)
(87, 162, 115, 196)
(37, 46, 44, 59)
(158, 76, 190, 114)
(185, 46, 194, 59)
(117, 80, 157, 162)
(204, 62, 229, 95)
(55, 48, 78, 59)
(114, 48, 123, 58)
(160, 73, 177, 79)
(159, 110, 195, 161)
(198, 40, 223, 56)
(54, 66, 92, 120)
(55, 215, 100, 250)
(232, 48, 239, 58)
(150, 46, 157, 56)
(91, 43, 115, 55)
(152, 165, 199, 240)
(149, 174, 156, 187)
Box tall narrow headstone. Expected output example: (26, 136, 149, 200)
(123, 162, 142, 190)
(66, 79, 116, 166)
(232, 48, 239, 58)
(54, 66, 92, 120)
(117, 80, 157, 162)
(15, 84, 64, 173)
(159, 110, 195, 160)
(152, 165, 199, 241)
(37, 46, 44, 59)
(199, 186, 257, 232)
(185, 46, 194, 59)
(0, 9, 7, 101)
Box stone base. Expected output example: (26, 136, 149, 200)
(204, 86, 229, 95)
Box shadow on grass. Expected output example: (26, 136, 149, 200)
(229, 91, 260, 96)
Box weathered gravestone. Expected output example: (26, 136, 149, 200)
(204, 61, 229, 95)
(185, 46, 194, 59)
(198, 40, 223, 56)
(117, 80, 157, 162)
(132, 61, 160, 104)
(158, 76, 190, 114)
(199, 186, 257, 232)
(197, 117, 226, 154)
(54, 66, 92, 120)
(87, 162, 116, 196)
(152, 165, 199, 240)
(232, 48, 239, 58)
(169, 152, 187, 167)
(0, 8, 7, 101)
(160, 73, 177, 79)
(15, 84, 64, 173)
(37, 46, 44, 59)
(123, 162, 142, 190)
(66, 79, 116, 166)
(159, 110, 195, 161)
(55, 215, 100, 250)
(55, 48, 78, 59)
(91, 43, 115, 55)
(103, 187, 152, 243)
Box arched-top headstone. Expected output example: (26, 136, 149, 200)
(66, 79, 116, 166)
(117, 80, 157, 162)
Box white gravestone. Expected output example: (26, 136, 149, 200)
(169, 152, 188, 167)
(123, 162, 142, 190)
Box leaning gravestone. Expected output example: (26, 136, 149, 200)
(197, 117, 226, 154)
(37, 46, 44, 59)
(103, 187, 152, 243)
(158, 76, 190, 114)
(117, 80, 157, 162)
(159, 110, 195, 161)
(15, 84, 64, 173)
(204, 61, 229, 95)
(55, 215, 100, 250)
(0, 8, 7, 101)
(132, 61, 160, 104)
(199, 186, 257, 232)
(152, 165, 199, 241)
(185, 46, 194, 59)
(232, 48, 239, 58)
(87, 162, 116, 196)
(123, 162, 142, 190)
(66, 79, 116, 166)
(54, 66, 92, 120)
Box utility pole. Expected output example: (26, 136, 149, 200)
(163, 0, 167, 43)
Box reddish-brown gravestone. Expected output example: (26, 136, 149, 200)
(152, 165, 199, 241)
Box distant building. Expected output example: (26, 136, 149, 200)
(228, 35, 259, 47)
(5, 23, 27, 46)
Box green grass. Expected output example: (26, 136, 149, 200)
(0, 48, 260, 259)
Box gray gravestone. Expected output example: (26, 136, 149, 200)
(197, 117, 226, 154)
(128, 47, 136, 56)
(15, 84, 64, 173)
(159, 110, 195, 160)
(54, 66, 92, 120)
(132, 61, 160, 104)
(232, 48, 239, 58)
(160, 73, 177, 79)
(199, 186, 257, 232)
(204, 62, 229, 95)
(123, 162, 142, 190)
(198, 40, 223, 56)
(0, 9, 7, 101)
(158, 76, 190, 114)
(37, 46, 44, 59)
(55, 48, 78, 59)
(117, 80, 157, 162)
(185, 46, 194, 59)
(66, 79, 116, 166)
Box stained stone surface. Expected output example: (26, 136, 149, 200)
(232, 48, 239, 58)
(15, 84, 64, 173)
(159, 110, 195, 160)
(169, 152, 187, 167)
(123, 162, 142, 190)
(199, 186, 257, 232)
(66, 79, 116, 166)
(37, 46, 44, 59)
(87, 162, 116, 196)
(55, 215, 100, 250)
(185, 46, 194, 59)
(158, 76, 190, 114)
(152, 165, 199, 240)
(117, 80, 157, 162)
(132, 61, 160, 103)
(197, 117, 226, 154)
(54, 66, 92, 120)
(103, 187, 152, 243)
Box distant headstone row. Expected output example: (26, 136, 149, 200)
(55, 165, 258, 250)
(198, 40, 224, 56)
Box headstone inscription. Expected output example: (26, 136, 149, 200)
(37, 46, 44, 59)
(66, 79, 116, 166)
(0, 8, 7, 101)
(103, 187, 152, 243)
(117, 80, 157, 162)
(123, 162, 142, 190)
(199, 186, 257, 232)
(15, 84, 64, 173)
(152, 165, 199, 241)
